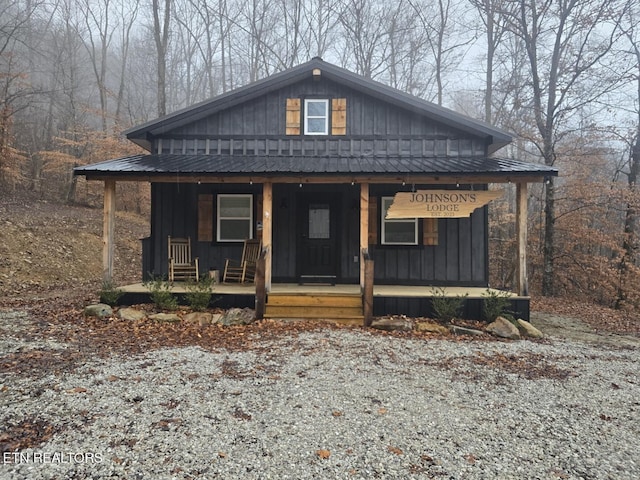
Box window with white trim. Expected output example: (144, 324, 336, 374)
(381, 197, 418, 245)
(304, 99, 329, 135)
(217, 194, 253, 242)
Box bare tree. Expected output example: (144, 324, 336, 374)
(337, 0, 393, 79)
(301, 0, 339, 59)
(504, 0, 627, 296)
(78, 0, 115, 132)
(114, 0, 139, 126)
(409, 0, 476, 105)
(152, 0, 170, 117)
(612, 1, 640, 307)
(0, 0, 46, 191)
(468, 0, 512, 123)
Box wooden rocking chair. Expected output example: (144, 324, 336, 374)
(168, 236, 199, 282)
(223, 239, 261, 283)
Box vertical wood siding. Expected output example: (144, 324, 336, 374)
(147, 183, 487, 286)
(166, 77, 486, 156)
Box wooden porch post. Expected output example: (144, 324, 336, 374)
(103, 179, 116, 283)
(262, 181, 273, 291)
(360, 183, 369, 288)
(516, 182, 529, 296)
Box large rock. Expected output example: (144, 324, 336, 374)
(486, 316, 521, 339)
(84, 304, 113, 318)
(416, 321, 449, 335)
(149, 313, 181, 323)
(371, 317, 413, 332)
(118, 307, 146, 321)
(517, 319, 544, 339)
(183, 312, 215, 326)
(220, 308, 255, 326)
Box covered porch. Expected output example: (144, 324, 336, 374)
(79, 168, 556, 324)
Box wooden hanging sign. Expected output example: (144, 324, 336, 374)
(386, 190, 503, 218)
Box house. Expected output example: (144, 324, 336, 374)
(74, 58, 557, 322)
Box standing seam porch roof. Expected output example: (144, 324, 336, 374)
(74, 154, 558, 179)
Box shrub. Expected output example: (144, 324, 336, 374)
(185, 276, 214, 311)
(482, 288, 513, 322)
(430, 287, 467, 322)
(99, 279, 124, 306)
(144, 276, 178, 311)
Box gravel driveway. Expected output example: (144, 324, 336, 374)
(1, 310, 638, 480)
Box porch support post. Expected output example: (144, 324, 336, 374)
(516, 182, 529, 296)
(360, 183, 369, 288)
(103, 179, 116, 283)
(262, 181, 273, 292)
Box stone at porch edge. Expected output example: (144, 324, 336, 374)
(84, 304, 113, 318)
(516, 319, 544, 338)
(415, 321, 450, 335)
(486, 316, 521, 339)
(118, 307, 146, 321)
(183, 312, 223, 326)
(371, 317, 414, 332)
(149, 313, 181, 323)
(220, 308, 255, 326)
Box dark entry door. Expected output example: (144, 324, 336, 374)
(298, 193, 339, 278)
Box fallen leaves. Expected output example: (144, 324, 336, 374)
(0, 349, 84, 378)
(232, 407, 252, 421)
(151, 418, 183, 431)
(66, 386, 88, 394)
(471, 352, 575, 380)
(0, 418, 60, 455)
(316, 449, 331, 459)
(387, 446, 403, 455)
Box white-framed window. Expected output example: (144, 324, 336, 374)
(304, 99, 329, 135)
(217, 194, 253, 242)
(381, 196, 418, 245)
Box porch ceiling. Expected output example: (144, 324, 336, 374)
(74, 154, 557, 183)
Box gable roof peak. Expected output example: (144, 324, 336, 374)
(125, 58, 511, 154)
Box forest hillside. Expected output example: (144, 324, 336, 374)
(0, 194, 148, 306)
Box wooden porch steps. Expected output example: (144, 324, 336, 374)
(264, 292, 363, 323)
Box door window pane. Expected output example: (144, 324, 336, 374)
(309, 204, 330, 239)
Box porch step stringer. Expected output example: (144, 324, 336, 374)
(264, 292, 363, 325)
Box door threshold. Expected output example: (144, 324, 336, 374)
(298, 275, 337, 286)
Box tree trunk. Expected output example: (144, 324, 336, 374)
(153, 0, 171, 117)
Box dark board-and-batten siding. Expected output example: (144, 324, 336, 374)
(367, 208, 487, 286)
(160, 77, 489, 156)
(143, 183, 488, 288)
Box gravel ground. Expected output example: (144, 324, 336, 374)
(1, 311, 639, 480)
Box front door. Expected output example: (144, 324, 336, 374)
(298, 193, 339, 279)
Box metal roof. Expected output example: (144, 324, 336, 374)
(74, 154, 558, 179)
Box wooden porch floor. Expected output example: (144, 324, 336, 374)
(118, 282, 526, 299)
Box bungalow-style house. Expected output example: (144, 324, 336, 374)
(75, 58, 557, 323)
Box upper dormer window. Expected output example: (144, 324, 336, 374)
(286, 98, 346, 136)
(304, 99, 329, 135)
